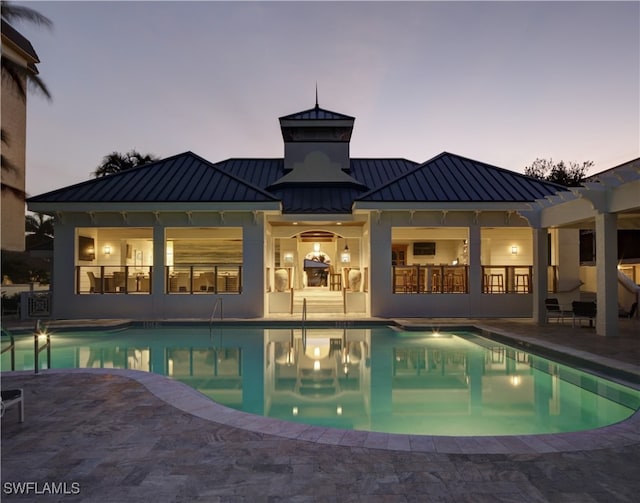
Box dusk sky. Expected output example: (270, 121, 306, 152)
(13, 1, 640, 198)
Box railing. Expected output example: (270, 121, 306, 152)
(289, 287, 294, 315)
(34, 321, 51, 375)
(392, 265, 469, 294)
(166, 264, 242, 294)
(482, 266, 533, 294)
(1, 329, 15, 371)
(76, 266, 152, 294)
(301, 298, 307, 352)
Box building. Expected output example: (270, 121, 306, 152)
(1, 20, 43, 252)
(26, 102, 640, 336)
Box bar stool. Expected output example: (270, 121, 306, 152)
(431, 270, 441, 293)
(488, 274, 504, 293)
(329, 273, 342, 291)
(515, 274, 530, 293)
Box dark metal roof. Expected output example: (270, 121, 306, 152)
(356, 152, 568, 203)
(1, 20, 40, 65)
(28, 151, 566, 213)
(279, 105, 355, 121)
(216, 157, 418, 214)
(27, 152, 279, 204)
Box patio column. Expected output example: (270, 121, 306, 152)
(152, 224, 165, 309)
(532, 228, 548, 324)
(468, 224, 481, 295)
(595, 212, 618, 337)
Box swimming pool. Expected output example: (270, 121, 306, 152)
(2, 324, 639, 436)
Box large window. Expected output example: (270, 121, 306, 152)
(391, 227, 469, 294)
(480, 227, 532, 294)
(166, 227, 243, 294)
(76, 228, 153, 294)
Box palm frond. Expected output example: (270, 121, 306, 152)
(1, 1, 52, 29)
(1, 55, 51, 100)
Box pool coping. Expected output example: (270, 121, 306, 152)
(3, 367, 638, 455)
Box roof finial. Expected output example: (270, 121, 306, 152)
(315, 82, 319, 109)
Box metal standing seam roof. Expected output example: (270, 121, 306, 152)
(356, 152, 568, 203)
(26, 152, 280, 204)
(27, 151, 566, 212)
(279, 105, 355, 121)
(217, 157, 419, 214)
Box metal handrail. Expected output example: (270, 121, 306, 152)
(210, 296, 223, 323)
(342, 286, 347, 314)
(33, 321, 51, 374)
(1, 328, 15, 371)
(301, 297, 307, 352)
(290, 287, 294, 315)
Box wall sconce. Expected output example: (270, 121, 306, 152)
(341, 242, 351, 264)
(103, 245, 111, 256)
(511, 246, 518, 255)
(313, 242, 320, 253)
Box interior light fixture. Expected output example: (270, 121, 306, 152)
(511, 246, 518, 255)
(103, 245, 111, 256)
(341, 241, 351, 264)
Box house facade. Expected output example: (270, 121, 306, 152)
(1, 20, 43, 251)
(27, 103, 640, 336)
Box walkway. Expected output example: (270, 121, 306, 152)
(1, 318, 639, 502)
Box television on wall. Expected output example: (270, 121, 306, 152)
(413, 242, 436, 256)
(78, 235, 95, 261)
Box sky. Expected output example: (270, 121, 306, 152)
(10, 0, 640, 198)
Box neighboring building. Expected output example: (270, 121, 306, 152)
(27, 102, 640, 336)
(1, 20, 42, 251)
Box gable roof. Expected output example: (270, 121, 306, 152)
(279, 105, 355, 121)
(27, 151, 280, 206)
(356, 152, 568, 205)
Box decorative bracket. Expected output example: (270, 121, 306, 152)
(153, 211, 161, 224)
(186, 211, 193, 224)
(88, 211, 96, 224)
(120, 211, 128, 224)
(441, 210, 448, 225)
(218, 211, 225, 224)
(473, 210, 481, 225)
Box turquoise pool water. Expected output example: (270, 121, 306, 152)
(2, 324, 639, 436)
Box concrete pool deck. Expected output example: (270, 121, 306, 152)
(1, 317, 639, 501)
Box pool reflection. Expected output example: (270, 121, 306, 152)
(3, 326, 638, 436)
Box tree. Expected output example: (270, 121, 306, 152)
(26, 212, 54, 239)
(1, 1, 52, 180)
(93, 149, 159, 177)
(524, 158, 593, 187)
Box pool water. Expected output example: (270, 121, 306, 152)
(2, 325, 639, 436)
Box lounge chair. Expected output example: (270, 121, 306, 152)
(545, 298, 572, 323)
(572, 301, 597, 328)
(1, 388, 24, 423)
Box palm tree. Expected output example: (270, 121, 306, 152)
(93, 150, 159, 177)
(25, 212, 54, 239)
(1, 1, 51, 181)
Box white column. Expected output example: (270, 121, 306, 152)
(532, 228, 548, 323)
(152, 224, 165, 316)
(369, 214, 391, 317)
(595, 212, 618, 337)
(468, 225, 481, 295)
